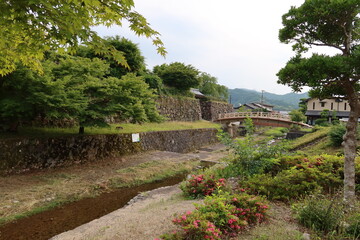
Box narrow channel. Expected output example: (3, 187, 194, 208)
(0, 174, 186, 240)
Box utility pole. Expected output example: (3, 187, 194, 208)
(260, 90, 265, 104)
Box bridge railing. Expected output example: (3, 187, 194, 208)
(218, 112, 291, 121)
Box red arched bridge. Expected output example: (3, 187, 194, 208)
(215, 112, 312, 128)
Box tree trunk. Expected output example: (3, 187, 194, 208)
(342, 88, 359, 204)
(79, 126, 85, 134)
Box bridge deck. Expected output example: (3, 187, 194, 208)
(215, 112, 312, 128)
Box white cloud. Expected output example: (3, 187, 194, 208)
(94, 0, 316, 94)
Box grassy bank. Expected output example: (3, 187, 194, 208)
(0, 121, 221, 139)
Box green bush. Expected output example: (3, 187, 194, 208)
(217, 131, 286, 177)
(293, 193, 344, 234)
(315, 118, 330, 126)
(328, 124, 346, 147)
(245, 154, 360, 200)
(264, 127, 289, 138)
(346, 213, 360, 238)
(243, 169, 324, 201)
(243, 155, 346, 201)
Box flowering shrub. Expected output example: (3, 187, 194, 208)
(161, 211, 222, 240)
(195, 194, 246, 237)
(157, 192, 269, 240)
(225, 193, 268, 225)
(180, 174, 226, 199)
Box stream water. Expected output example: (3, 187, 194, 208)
(0, 174, 186, 240)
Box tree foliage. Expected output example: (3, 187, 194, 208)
(277, 0, 360, 202)
(0, 53, 162, 133)
(198, 72, 229, 101)
(0, 0, 166, 76)
(153, 62, 201, 91)
(289, 109, 306, 123)
(77, 36, 146, 78)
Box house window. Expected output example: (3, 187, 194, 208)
(320, 102, 326, 107)
(345, 103, 347, 110)
(313, 102, 315, 109)
(331, 102, 333, 110)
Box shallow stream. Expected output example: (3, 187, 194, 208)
(0, 174, 186, 240)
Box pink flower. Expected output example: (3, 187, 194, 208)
(228, 218, 237, 224)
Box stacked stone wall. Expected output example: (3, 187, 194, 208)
(0, 128, 218, 175)
(200, 100, 234, 121)
(156, 96, 233, 122)
(156, 96, 201, 121)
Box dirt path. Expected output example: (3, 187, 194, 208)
(51, 185, 201, 240)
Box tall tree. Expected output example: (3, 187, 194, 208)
(77, 36, 146, 78)
(0, 0, 166, 76)
(277, 0, 360, 202)
(153, 62, 200, 91)
(198, 72, 229, 101)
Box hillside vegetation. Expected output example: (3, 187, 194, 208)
(229, 88, 308, 111)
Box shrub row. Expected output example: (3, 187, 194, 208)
(241, 155, 360, 201)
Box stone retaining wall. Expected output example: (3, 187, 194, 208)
(156, 96, 233, 122)
(200, 100, 234, 121)
(156, 96, 202, 121)
(0, 128, 218, 175)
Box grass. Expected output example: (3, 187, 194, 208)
(111, 160, 198, 188)
(288, 127, 330, 151)
(263, 127, 289, 138)
(0, 120, 221, 139)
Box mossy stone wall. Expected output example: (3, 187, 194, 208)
(0, 128, 218, 175)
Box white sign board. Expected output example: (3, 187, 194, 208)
(132, 133, 140, 142)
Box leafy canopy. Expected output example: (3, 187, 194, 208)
(277, 0, 360, 96)
(198, 72, 229, 101)
(0, 0, 166, 76)
(153, 62, 201, 91)
(77, 36, 146, 78)
(0, 53, 162, 133)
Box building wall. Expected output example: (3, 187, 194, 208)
(307, 98, 349, 112)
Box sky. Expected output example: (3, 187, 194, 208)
(93, 0, 320, 95)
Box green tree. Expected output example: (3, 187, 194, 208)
(298, 98, 308, 114)
(0, 53, 162, 133)
(0, 0, 166, 76)
(77, 36, 146, 78)
(142, 72, 163, 94)
(198, 72, 229, 101)
(277, 0, 360, 202)
(153, 62, 200, 91)
(289, 109, 306, 123)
